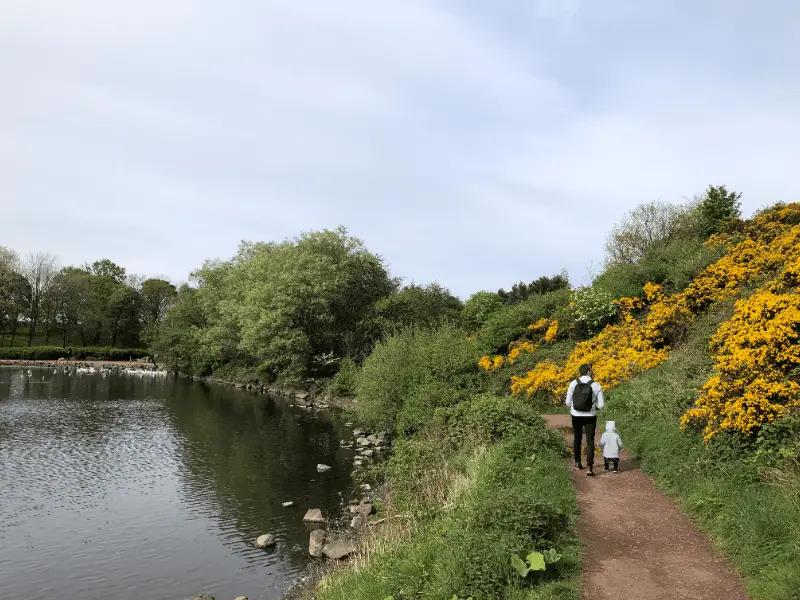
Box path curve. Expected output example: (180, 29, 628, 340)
(543, 413, 750, 600)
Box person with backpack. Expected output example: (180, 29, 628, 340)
(565, 363, 605, 476)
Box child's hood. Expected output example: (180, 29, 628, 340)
(605, 421, 616, 433)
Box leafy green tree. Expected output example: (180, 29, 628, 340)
(107, 285, 141, 347)
(497, 272, 569, 305)
(374, 282, 462, 330)
(698, 185, 742, 237)
(140, 278, 177, 342)
(85, 258, 127, 283)
(461, 291, 503, 332)
(604, 200, 697, 266)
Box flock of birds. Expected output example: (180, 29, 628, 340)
(20, 366, 170, 380)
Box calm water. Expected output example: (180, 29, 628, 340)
(0, 367, 357, 600)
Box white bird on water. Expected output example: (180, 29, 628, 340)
(27, 369, 32, 377)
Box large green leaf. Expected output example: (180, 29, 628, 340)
(510, 553, 530, 577)
(526, 551, 547, 571)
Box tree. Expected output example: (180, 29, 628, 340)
(21, 253, 58, 346)
(698, 185, 742, 237)
(85, 258, 127, 283)
(374, 282, 462, 330)
(604, 200, 696, 266)
(140, 278, 177, 341)
(462, 291, 504, 331)
(497, 272, 569, 305)
(107, 285, 141, 347)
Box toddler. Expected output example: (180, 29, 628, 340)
(598, 420, 623, 473)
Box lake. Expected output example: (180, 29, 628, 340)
(0, 366, 357, 600)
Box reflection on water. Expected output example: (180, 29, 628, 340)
(0, 367, 354, 600)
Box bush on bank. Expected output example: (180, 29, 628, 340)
(0, 346, 150, 361)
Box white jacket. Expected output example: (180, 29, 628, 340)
(599, 421, 623, 459)
(565, 375, 605, 417)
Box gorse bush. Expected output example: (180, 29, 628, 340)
(476, 288, 571, 356)
(353, 323, 482, 434)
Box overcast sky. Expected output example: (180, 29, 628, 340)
(2, 1, 798, 298)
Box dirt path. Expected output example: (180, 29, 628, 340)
(543, 413, 750, 600)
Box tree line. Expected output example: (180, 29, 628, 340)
(0, 249, 176, 348)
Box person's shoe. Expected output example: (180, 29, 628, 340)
(586, 467, 595, 477)
(603, 465, 610, 472)
(613, 469, 619, 474)
(574, 463, 584, 470)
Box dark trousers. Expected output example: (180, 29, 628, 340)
(572, 415, 597, 466)
(604, 458, 619, 471)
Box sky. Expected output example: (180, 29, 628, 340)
(1, 1, 798, 298)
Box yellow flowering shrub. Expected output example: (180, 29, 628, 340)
(527, 318, 549, 332)
(507, 341, 537, 365)
(682, 291, 800, 439)
(544, 320, 559, 343)
(478, 355, 505, 372)
(508, 203, 800, 423)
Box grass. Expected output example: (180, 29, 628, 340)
(315, 414, 582, 600)
(604, 302, 800, 600)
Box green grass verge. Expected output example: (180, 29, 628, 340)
(316, 411, 582, 600)
(604, 303, 800, 600)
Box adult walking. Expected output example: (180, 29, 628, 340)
(565, 363, 604, 476)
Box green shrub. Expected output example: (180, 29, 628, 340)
(477, 289, 570, 355)
(354, 323, 481, 434)
(328, 357, 359, 396)
(462, 291, 504, 332)
(0, 346, 150, 360)
(435, 394, 561, 450)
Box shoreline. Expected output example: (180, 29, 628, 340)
(0, 359, 155, 369)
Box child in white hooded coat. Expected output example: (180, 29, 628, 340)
(599, 421, 623, 473)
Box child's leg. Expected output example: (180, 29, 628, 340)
(612, 458, 619, 472)
(603, 458, 610, 471)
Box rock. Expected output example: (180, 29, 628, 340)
(348, 502, 373, 517)
(323, 540, 356, 560)
(317, 464, 332, 472)
(309, 529, 327, 557)
(303, 508, 325, 523)
(366, 434, 379, 445)
(296, 391, 309, 400)
(234, 596, 249, 600)
(356, 437, 371, 447)
(255, 534, 276, 548)
(192, 596, 215, 600)
(360, 449, 374, 458)
(359, 484, 372, 491)
(356, 503, 373, 517)
(350, 516, 365, 528)
(282, 501, 294, 508)
(344, 422, 353, 427)
(352, 428, 365, 437)
(353, 460, 363, 467)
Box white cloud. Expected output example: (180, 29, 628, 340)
(1, 0, 798, 298)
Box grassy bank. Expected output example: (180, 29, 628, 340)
(306, 325, 582, 600)
(0, 345, 150, 360)
(604, 306, 800, 599)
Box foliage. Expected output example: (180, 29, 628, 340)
(328, 357, 359, 397)
(602, 316, 800, 600)
(698, 185, 742, 237)
(374, 282, 462, 330)
(0, 345, 150, 360)
(475, 288, 571, 356)
(156, 227, 396, 383)
(497, 273, 569, 306)
(434, 394, 563, 449)
(566, 287, 617, 336)
(317, 430, 579, 600)
(682, 291, 800, 440)
(353, 323, 482, 434)
(461, 291, 503, 332)
(604, 199, 699, 266)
